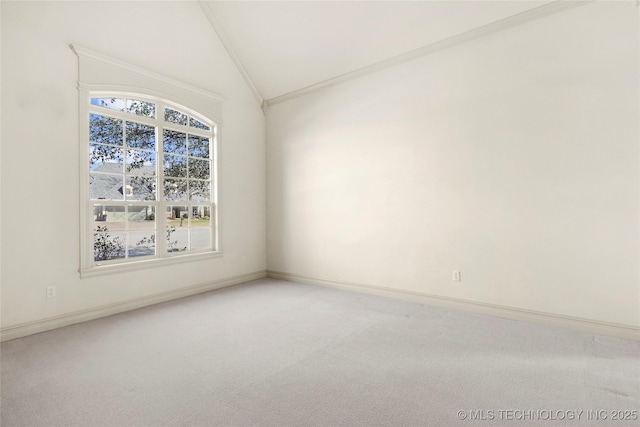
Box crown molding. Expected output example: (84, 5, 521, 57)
(265, 0, 592, 108)
(198, 0, 264, 109)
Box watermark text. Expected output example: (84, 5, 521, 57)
(456, 409, 638, 422)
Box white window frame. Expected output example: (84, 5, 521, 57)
(73, 45, 224, 278)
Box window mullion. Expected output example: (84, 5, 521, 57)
(124, 205, 130, 260)
(157, 105, 168, 257)
(87, 201, 95, 266)
(88, 108, 157, 128)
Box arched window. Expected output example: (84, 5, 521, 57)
(73, 45, 223, 277)
(86, 95, 218, 271)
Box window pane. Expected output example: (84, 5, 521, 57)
(126, 149, 155, 174)
(188, 135, 210, 158)
(90, 173, 124, 201)
(191, 227, 211, 251)
(194, 205, 211, 219)
(189, 158, 210, 180)
(94, 231, 125, 261)
(126, 175, 156, 201)
(163, 130, 186, 154)
(90, 114, 123, 145)
(126, 100, 156, 118)
(126, 122, 155, 150)
(166, 206, 188, 252)
(164, 154, 187, 178)
(163, 178, 187, 202)
(167, 226, 188, 253)
(126, 148, 155, 201)
(164, 107, 188, 125)
(166, 205, 189, 222)
(93, 205, 125, 230)
(127, 206, 156, 258)
(93, 205, 125, 261)
(91, 98, 125, 111)
(189, 117, 210, 131)
(191, 209, 211, 250)
(90, 144, 123, 171)
(189, 180, 211, 202)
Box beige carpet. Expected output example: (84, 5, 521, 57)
(1, 278, 638, 426)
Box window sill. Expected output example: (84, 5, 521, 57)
(79, 251, 224, 278)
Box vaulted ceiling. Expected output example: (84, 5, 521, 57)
(200, 1, 557, 103)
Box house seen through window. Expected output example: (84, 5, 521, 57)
(88, 96, 217, 265)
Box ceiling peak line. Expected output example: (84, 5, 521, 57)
(198, 0, 264, 110)
(264, 0, 591, 108)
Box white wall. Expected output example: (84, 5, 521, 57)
(1, 1, 266, 330)
(266, 2, 639, 328)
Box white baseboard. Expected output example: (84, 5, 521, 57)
(267, 270, 640, 341)
(6, 269, 636, 342)
(0, 270, 267, 342)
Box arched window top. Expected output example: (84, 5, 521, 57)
(90, 97, 156, 118)
(87, 94, 216, 129)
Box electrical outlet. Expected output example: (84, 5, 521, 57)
(46, 286, 56, 298)
(453, 271, 461, 281)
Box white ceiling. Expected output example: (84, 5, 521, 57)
(204, 1, 553, 101)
